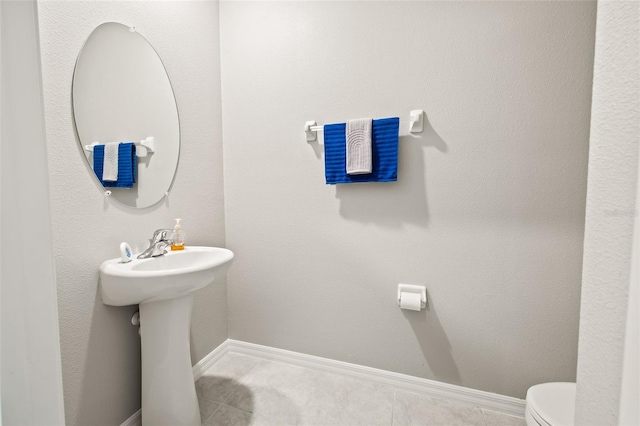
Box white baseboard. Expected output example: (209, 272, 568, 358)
(120, 409, 141, 426)
(226, 339, 526, 418)
(122, 338, 525, 425)
(192, 339, 232, 380)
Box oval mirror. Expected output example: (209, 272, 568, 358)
(72, 22, 179, 208)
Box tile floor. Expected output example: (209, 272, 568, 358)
(195, 352, 526, 426)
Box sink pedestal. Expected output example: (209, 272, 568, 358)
(99, 246, 234, 424)
(140, 294, 200, 426)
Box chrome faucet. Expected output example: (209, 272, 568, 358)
(137, 229, 174, 259)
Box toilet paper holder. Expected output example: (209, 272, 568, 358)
(397, 284, 427, 309)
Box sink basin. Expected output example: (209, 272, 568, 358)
(100, 246, 234, 305)
(99, 246, 233, 426)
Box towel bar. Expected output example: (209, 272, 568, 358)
(305, 110, 423, 142)
(84, 137, 155, 157)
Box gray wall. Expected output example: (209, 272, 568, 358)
(575, 1, 640, 424)
(220, 1, 596, 399)
(1, 1, 65, 423)
(37, 2, 225, 424)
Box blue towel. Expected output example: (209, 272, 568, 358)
(324, 117, 399, 184)
(93, 142, 137, 188)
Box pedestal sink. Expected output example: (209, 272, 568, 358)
(100, 246, 234, 426)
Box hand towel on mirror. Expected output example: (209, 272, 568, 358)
(93, 142, 137, 188)
(102, 142, 119, 182)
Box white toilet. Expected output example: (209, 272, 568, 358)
(525, 382, 576, 426)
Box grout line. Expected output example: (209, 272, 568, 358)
(218, 401, 253, 413)
(220, 355, 263, 407)
(215, 401, 270, 422)
(220, 389, 237, 407)
(198, 394, 229, 405)
(204, 401, 222, 424)
(390, 390, 396, 426)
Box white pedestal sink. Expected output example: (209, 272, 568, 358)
(100, 246, 234, 426)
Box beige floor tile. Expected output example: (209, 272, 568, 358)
(196, 353, 262, 404)
(198, 397, 221, 423)
(225, 384, 301, 425)
(204, 404, 288, 426)
(199, 354, 514, 426)
(482, 409, 526, 426)
(300, 372, 394, 425)
(393, 390, 486, 426)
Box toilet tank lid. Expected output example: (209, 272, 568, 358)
(527, 382, 576, 426)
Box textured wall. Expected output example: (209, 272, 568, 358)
(575, 1, 640, 424)
(221, 1, 595, 399)
(1, 1, 65, 423)
(37, 2, 225, 424)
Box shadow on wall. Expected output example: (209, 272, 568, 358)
(77, 287, 141, 425)
(404, 294, 461, 386)
(335, 113, 447, 228)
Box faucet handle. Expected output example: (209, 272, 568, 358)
(151, 228, 173, 243)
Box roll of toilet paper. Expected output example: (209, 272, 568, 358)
(400, 292, 422, 311)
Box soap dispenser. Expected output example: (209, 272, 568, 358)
(171, 218, 186, 251)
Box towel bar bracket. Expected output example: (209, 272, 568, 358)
(409, 110, 424, 133)
(84, 136, 155, 157)
(304, 121, 317, 142)
(304, 110, 424, 142)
